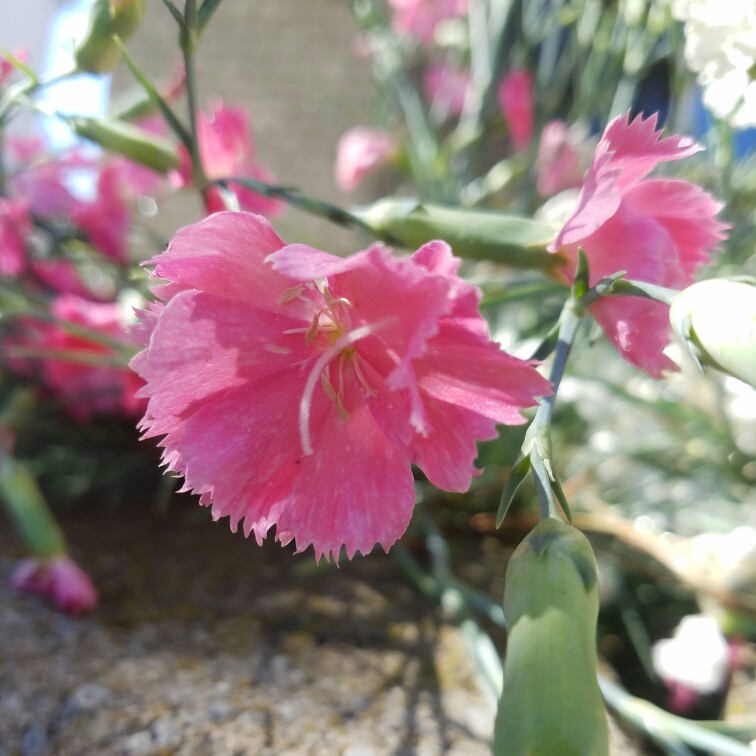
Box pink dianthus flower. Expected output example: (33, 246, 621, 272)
(334, 127, 397, 192)
(174, 100, 283, 217)
(131, 212, 550, 560)
(10, 295, 145, 421)
(549, 112, 728, 376)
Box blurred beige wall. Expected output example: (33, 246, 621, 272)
(115, 0, 376, 251)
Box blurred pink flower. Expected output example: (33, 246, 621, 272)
(388, 0, 468, 43)
(334, 127, 397, 192)
(549, 112, 728, 376)
(7, 138, 88, 218)
(8, 139, 133, 263)
(498, 69, 534, 152)
(29, 259, 97, 300)
(535, 120, 585, 197)
(11, 555, 98, 615)
(13, 295, 144, 421)
(174, 100, 283, 217)
(71, 163, 132, 263)
(424, 61, 471, 118)
(131, 212, 550, 560)
(0, 197, 31, 276)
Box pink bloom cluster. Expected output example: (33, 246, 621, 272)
(9, 295, 145, 421)
(550, 112, 728, 376)
(0, 140, 145, 419)
(11, 555, 98, 615)
(132, 212, 550, 560)
(334, 127, 397, 192)
(8, 138, 134, 265)
(173, 100, 283, 217)
(388, 0, 468, 43)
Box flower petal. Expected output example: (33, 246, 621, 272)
(591, 295, 677, 377)
(149, 212, 290, 309)
(552, 112, 704, 250)
(623, 179, 728, 278)
(133, 289, 309, 440)
(168, 369, 414, 561)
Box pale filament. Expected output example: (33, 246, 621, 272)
(282, 281, 389, 455)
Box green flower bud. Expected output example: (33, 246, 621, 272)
(670, 278, 756, 389)
(352, 198, 562, 270)
(74, 0, 146, 74)
(69, 116, 179, 173)
(494, 518, 609, 756)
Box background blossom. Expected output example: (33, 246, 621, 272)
(498, 69, 534, 152)
(550, 112, 728, 376)
(672, 0, 756, 127)
(334, 127, 397, 192)
(173, 100, 283, 216)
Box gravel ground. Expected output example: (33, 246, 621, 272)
(0, 504, 645, 755)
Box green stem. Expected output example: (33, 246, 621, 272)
(209, 177, 394, 240)
(182, 0, 206, 193)
(525, 295, 586, 520)
(0, 454, 67, 557)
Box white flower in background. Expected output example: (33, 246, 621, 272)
(672, 0, 756, 127)
(652, 614, 729, 694)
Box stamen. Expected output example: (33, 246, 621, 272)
(298, 319, 394, 456)
(264, 344, 292, 355)
(278, 284, 305, 304)
(334, 393, 350, 423)
(352, 353, 377, 397)
(320, 367, 338, 403)
(304, 312, 321, 345)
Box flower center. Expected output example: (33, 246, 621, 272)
(279, 281, 384, 455)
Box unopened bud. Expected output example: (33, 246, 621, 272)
(74, 0, 146, 73)
(670, 278, 756, 389)
(494, 518, 609, 755)
(69, 116, 179, 173)
(352, 197, 561, 270)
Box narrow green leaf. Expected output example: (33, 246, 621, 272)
(610, 278, 677, 306)
(198, 0, 224, 32)
(496, 456, 531, 528)
(530, 322, 561, 361)
(572, 247, 591, 299)
(550, 475, 572, 524)
(0, 47, 37, 83)
(113, 36, 192, 151)
(159, 0, 188, 29)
